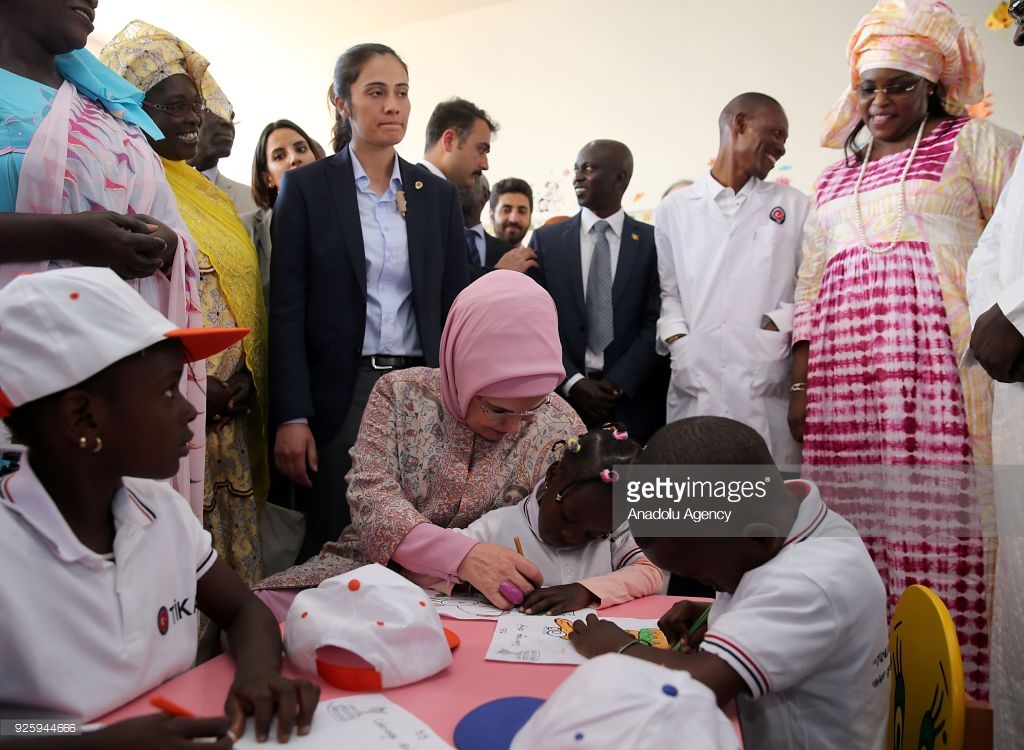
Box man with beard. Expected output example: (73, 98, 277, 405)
(490, 178, 533, 248)
(459, 176, 536, 278)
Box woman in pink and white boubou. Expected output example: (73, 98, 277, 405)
(789, 0, 1021, 701)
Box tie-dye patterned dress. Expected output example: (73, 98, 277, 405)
(793, 116, 1021, 699)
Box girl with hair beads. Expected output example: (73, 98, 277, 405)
(444, 424, 664, 615)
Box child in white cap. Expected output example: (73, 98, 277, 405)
(0, 267, 318, 747)
(453, 652, 739, 749)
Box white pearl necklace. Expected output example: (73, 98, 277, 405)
(853, 116, 927, 256)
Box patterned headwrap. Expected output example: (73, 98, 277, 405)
(820, 0, 984, 148)
(98, 19, 233, 120)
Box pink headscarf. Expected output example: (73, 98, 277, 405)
(439, 271, 564, 423)
(820, 0, 984, 148)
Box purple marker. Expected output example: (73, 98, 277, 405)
(499, 580, 525, 606)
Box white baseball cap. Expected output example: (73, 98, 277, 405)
(284, 563, 457, 691)
(0, 267, 247, 417)
(454, 653, 740, 750)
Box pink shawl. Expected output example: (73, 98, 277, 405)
(0, 81, 207, 516)
(439, 270, 565, 423)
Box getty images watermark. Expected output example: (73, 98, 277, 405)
(613, 465, 781, 537)
(613, 464, 1006, 538)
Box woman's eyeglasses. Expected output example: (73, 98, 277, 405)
(477, 395, 550, 422)
(143, 97, 206, 118)
(856, 81, 920, 99)
(1010, 0, 1024, 25)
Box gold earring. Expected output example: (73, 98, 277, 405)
(78, 436, 88, 450)
(92, 436, 103, 454)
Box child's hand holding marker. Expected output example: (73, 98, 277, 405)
(659, 600, 712, 652)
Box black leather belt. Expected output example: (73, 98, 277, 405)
(361, 355, 426, 371)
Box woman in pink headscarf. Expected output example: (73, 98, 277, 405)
(256, 271, 585, 612)
(789, 0, 1020, 699)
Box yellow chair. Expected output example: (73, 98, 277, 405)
(888, 584, 992, 750)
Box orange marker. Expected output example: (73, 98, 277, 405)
(150, 693, 195, 718)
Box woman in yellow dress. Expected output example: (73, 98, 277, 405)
(102, 21, 268, 585)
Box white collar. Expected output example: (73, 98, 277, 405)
(700, 171, 759, 201)
(418, 159, 447, 181)
(201, 166, 219, 183)
(781, 480, 828, 547)
(0, 456, 156, 563)
(580, 206, 625, 237)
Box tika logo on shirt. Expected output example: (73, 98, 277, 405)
(156, 597, 195, 635)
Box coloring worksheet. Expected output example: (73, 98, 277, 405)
(485, 616, 668, 665)
(426, 590, 596, 621)
(232, 695, 453, 749)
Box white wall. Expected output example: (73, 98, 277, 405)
(91, 0, 1023, 221)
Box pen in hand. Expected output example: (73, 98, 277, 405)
(150, 694, 195, 718)
(150, 694, 238, 743)
(671, 604, 711, 652)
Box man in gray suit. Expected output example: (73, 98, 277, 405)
(189, 107, 257, 215)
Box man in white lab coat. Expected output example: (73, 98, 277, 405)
(655, 93, 808, 465)
(966, 20, 1024, 745)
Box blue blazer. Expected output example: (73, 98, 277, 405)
(269, 147, 469, 442)
(530, 213, 667, 442)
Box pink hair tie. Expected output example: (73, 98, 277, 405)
(600, 469, 620, 483)
(611, 427, 629, 441)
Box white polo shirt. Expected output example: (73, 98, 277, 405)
(699, 480, 889, 750)
(0, 457, 216, 720)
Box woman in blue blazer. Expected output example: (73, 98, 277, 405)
(269, 43, 468, 562)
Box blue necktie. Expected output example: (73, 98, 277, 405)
(587, 220, 614, 352)
(464, 228, 481, 266)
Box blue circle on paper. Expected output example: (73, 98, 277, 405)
(453, 696, 545, 750)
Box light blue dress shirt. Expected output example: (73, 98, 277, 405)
(351, 148, 421, 356)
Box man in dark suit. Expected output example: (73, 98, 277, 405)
(270, 146, 468, 561)
(530, 139, 667, 443)
(421, 98, 537, 278)
(188, 106, 257, 215)
(459, 175, 516, 275)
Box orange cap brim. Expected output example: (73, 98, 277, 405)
(165, 327, 249, 363)
(444, 627, 461, 650)
(314, 629, 461, 691)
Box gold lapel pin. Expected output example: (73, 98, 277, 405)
(631, 232, 639, 241)
(414, 181, 424, 190)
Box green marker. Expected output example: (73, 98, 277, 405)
(671, 605, 711, 651)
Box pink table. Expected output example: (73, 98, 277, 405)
(100, 595, 740, 744)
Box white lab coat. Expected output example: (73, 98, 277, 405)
(966, 153, 1024, 750)
(656, 174, 809, 466)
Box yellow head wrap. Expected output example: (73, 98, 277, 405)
(820, 0, 984, 148)
(98, 19, 233, 121)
